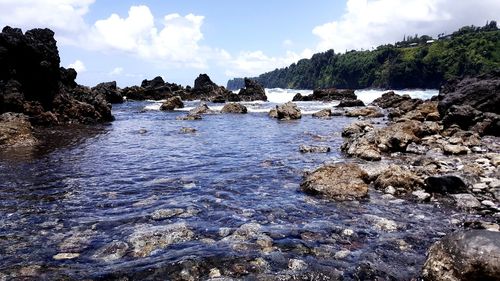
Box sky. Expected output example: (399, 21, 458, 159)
(0, 0, 498, 87)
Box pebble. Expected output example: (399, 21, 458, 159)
(481, 200, 496, 208)
(412, 190, 431, 201)
(452, 194, 481, 209)
(288, 259, 307, 271)
(53, 253, 80, 260)
(342, 229, 354, 236)
(209, 268, 221, 278)
(384, 186, 396, 195)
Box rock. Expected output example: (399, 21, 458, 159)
(176, 114, 202, 121)
(92, 81, 123, 104)
(179, 127, 197, 134)
(92, 241, 129, 262)
(237, 78, 267, 101)
(189, 103, 215, 115)
(299, 145, 331, 153)
(374, 165, 423, 193)
(293, 88, 357, 102)
(422, 230, 500, 281)
(424, 175, 468, 194)
(0, 113, 37, 146)
(363, 214, 398, 232)
(53, 253, 80, 260)
(300, 163, 369, 200)
(372, 91, 423, 114)
(125, 76, 186, 101)
(345, 107, 384, 118)
(312, 109, 332, 118)
(452, 194, 481, 209)
(151, 208, 185, 220)
(337, 99, 365, 107)
(443, 144, 469, 155)
(128, 222, 194, 257)
(160, 96, 184, 111)
(276, 102, 301, 120)
(268, 108, 278, 118)
(0, 27, 113, 124)
(341, 121, 373, 137)
(288, 259, 308, 271)
(189, 74, 235, 101)
(412, 190, 431, 201)
(221, 103, 247, 114)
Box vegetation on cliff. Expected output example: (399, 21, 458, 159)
(227, 22, 499, 90)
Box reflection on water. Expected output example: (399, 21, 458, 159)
(0, 100, 468, 280)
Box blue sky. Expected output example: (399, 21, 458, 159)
(0, 0, 498, 87)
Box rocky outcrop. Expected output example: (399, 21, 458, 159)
(189, 74, 236, 102)
(124, 76, 186, 101)
(160, 96, 184, 111)
(337, 99, 365, 107)
(301, 163, 369, 200)
(221, 103, 247, 114)
(293, 88, 357, 102)
(438, 74, 500, 136)
(238, 78, 267, 101)
(92, 81, 123, 104)
(422, 230, 500, 281)
(274, 102, 301, 120)
(0, 26, 113, 126)
(0, 113, 37, 146)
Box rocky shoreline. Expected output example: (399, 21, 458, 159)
(1, 26, 500, 280)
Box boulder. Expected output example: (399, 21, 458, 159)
(373, 165, 424, 193)
(293, 88, 356, 102)
(268, 109, 278, 118)
(221, 103, 247, 114)
(0, 113, 37, 146)
(92, 81, 123, 104)
(238, 78, 267, 101)
(341, 121, 374, 138)
(300, 163, 369, 200)
(424, 176, 468, 194)
(189, 74, 234, 101)
(422, 230, 500, 281)
(276, 102, 301, 120)
(160, 96, 184, 111)
(176, 114, 202, 121)
(345, 107, 384, 118)
(189, 103, 215, 115)
(312, 109, 332, 118)
(337, 99, 365, 107)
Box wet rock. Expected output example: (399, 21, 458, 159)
(363, 214, 398, 232)
(452, 194, 481, 209)
(268, 108, 278, 118)
(345, 107, 384, 118)
(189, 103, 215, 115)
(424, 176, 468, 194)
(301, 163, 369, 200)
(237, 78, 267, 101)
(92, 240, 129, 262)
(180, 127, 197, 134)
(337, 99, 365, 107)
(53, 253, 80, 260)
(334, 249, 351, 259)
(299, 145, 331, 153)
(128, 222, 194, 257)
(92, 81, 123, 104)
(422, 230, 500, 281)
(0, 113, 37, 146)
(177, 114, 202, 121)
(189, 74, 235, 102)
(221, 103, 247, 114)
(288, 259, 307, 271)
(160, 96, 184, 111)
(412, 190, 431, 201)
(151, 208, 185, 220)
(374, 165, 423, 193)
(341, 121, 373, 138)
(312, 108, 332, 118)
(443, 144, 469, 155)
(372, 91, 423, 115)
(293, 88, 356, 102)
(276, 102, 301, 120)
(406, 143, 428, 154)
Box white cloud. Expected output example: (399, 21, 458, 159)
(312, 0, 500, 52)
(85, 6, 207, 68)
(0, 0, 94, 43)
(68, 59, 86, 73)
(283, 39, 294, 47)
(109, 67, 124, 76)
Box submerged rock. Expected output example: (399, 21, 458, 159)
(312, 109, 333, 118)
(422, 230, 500, 281)
(221, 103, 247, 114)
(299, 145, 331, 153)
(301, 163, 369, 200)
(176, 114, 202, 121)
(160, 96, 184, 111)
(128, 222, 195, 257)
(189, 103, 215, 115)
(276, 102, 301, 120)
(92, 241, 129, 262)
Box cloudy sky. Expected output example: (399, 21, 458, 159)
(0, 0, 498, 87)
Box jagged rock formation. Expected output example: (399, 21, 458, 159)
(238, 78, 267, 101)
(293, 88, 356, 102)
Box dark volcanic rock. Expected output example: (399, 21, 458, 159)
(372, 91, 423, 117)
(438, 75, 500, 136)
(221, 103, 247, 114)
(238, 78, 267, 101)
(189, 74, 235, 102)
(160, 96, 184, 111)
(0, 112, 37, 146)
(424, 175, 468, 194)
(293, 88, 356, 102)
(92, 81, 123, 104)
(337, 99, 365, 107)
(422, 230, 500, 281)
(0, 26, 113, 125)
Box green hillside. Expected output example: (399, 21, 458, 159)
(227, 22, 499, 90)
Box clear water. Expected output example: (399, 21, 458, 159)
(0, 90, 468, 280)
